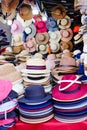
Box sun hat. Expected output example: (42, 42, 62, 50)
(38, 44, 48, 54)
(48, 30, 61, 43)
(11, 20, 23, 35)
(50, 42, 60, 53)
(34, 21, 47, 33)
(52, 74, 87, 101)
(60, 41, 73, 51)
(60, 28, 73, 42)
(35, 32, 49, 45)
(46, 17, 59, 32)
(23, 37, 36, 53)
(1, 0, 19, 14)
(74, 33, 83, 44)
(0, 79, 12, 101)
(21, 58, 50, 74)
(23, 23, 36, 41)
(18, 85, 52, 104)
(57, 15, 71, 29)
(51, 4, 66, 20)
(19, 3, 33, 20)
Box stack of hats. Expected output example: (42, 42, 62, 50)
(52, 74, 87, 123)
(18, 85, 54, 124)
(21, 58, 52, 93)
(0, 79, 18, 127)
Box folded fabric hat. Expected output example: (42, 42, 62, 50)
(74, 33, 83, 44)
(34, 21, 47, 33)
(52, 74, 87, 101)
(35, 32, 49, 45)
(23, 37, 36, 53)
(19, 3, 33, 20)
(57, 15, 71, 29)
(0, 79, 12, 101)
(51, 4, 66, 20)
(48, 30, 61, 43)
(50, 42, 60, 53)
(23, 23, 36, 41)
(18, 85, 52, 104)
(60, 41, 73, 51)
(46, 17, 59, 32)
(11, 20, 23, 35)
(38, 44, 48, 54)
(60, 28, 73, 42)
(21, 58, 50, 74)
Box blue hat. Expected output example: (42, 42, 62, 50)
(46, 17, 59, 32)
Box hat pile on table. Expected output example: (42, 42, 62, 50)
(52, 74, 87, 123)
(0, 79, 18, 127)
(18, 85, 54, 124)
(21, 58, 52, 93)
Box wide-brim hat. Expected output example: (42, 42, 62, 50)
(0, 79, 12, 101)
(34, 21, 47, 33)
(60, 28, 73, 42)
(60, 41, 73, 51)
(50, 42, 60, 53)
(23, 23, 36, 39)
(19, 3, 33, 20)
(21, 58, 50, 74)
(46, 17, 59, 32)
(51, 4, 66, 20)
(38, 44, 48, 54)
(1, 0, 19, 14)
(52, 74, 87, 101)
(18, 85, 52, 104)
(48, 30, 61, 43)
(57, 15, 71, 29)
(35, 32, 49, 45)
(74, 33, 83, 44)
(11, 20, 23, 35)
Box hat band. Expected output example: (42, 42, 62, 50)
(59, 65, 78, 68)
(62, 86, 80, 94)
(26, 65, 46, 70)
(25, 94, 46, 100)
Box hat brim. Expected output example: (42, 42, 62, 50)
(52, 84, 87, 101)
(26, 24, 36, 39)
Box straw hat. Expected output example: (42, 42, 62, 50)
(51, 4, 66, 20)
(48, 31, 61, 43)
(57, 15, 71, 29)
(21, 58, 50, 74)
(11, 20, 23, 35)
(60, 41, 73, 51)
(35, 32, 49, 45)
(38, 44, 48, 54)
(13, 33, 23, 46)
(1, 0, 19, 14)
(60, 28, 73, 42)
(50, 43, 60, 53)
(74, 33, 83, 44)
(19, 3, 33, 20)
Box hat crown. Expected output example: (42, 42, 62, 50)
(25, 85, 46, 99)
(39, 44, 46, 51)
(39, 34, 45, 41)
(55, 9, 61, 15)
(50, 33, 57, 39)
(50, 21, 56, 27)
(12, 24, 17, 31)
(62, 30, 70, 38)
(61, 18, 68, 26)
(37, 22, 44, 28)
(25, 27, 31, 34)
(50, 43, 57, 50)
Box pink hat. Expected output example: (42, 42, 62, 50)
(11, 20, 23, 35)
(52, 74, 87, 101)
(34, 21, 47, 33)
(60, 28, 73, 42)
(0, 79, 12, 101)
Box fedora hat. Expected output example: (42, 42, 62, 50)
(60, 28, 73, 42)
(46, 17, 59, 32)
(38, 44, 48, 54)
(52, 74, 87, 101)
(11, 20, 23, 35)
(57, 15, 71, 29)
(60, 41, 73, 51)
(23, 23, 36, 41)
(48, 30, 61, 43)
(21, 58, 50, 74)
(23, 37, 36, 53)
(51, 4, 66, 20)
(19, 3, 33, 20)
(34, 21, 47, 33)
(74, 33, 83, 44)
(35, 32, 49, 45)
(18, 85, 52, 104)
(0, 79, 12, 101)
(1, 0, 19, 14)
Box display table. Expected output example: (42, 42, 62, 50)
(8, 118, 87, 130)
